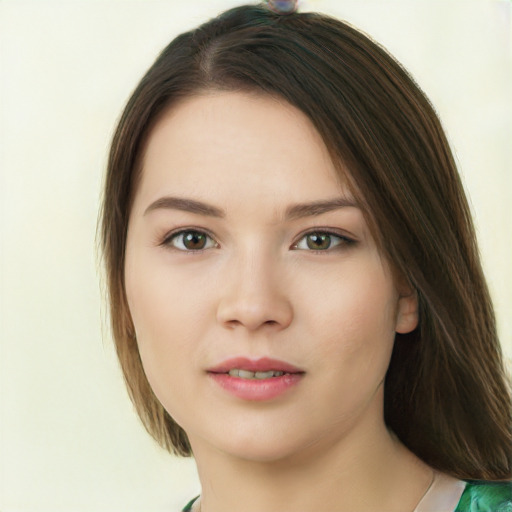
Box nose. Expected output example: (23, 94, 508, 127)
(216, 252, 293, 332)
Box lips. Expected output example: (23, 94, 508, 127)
(207, 357, 305, 401)
(207, 357, 304, 375)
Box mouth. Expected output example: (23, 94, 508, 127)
(207, 356, 304, 377)
(207, 357, 305, 401)
(225, 369, 288, 379)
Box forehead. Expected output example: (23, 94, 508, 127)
(134, 91, 350, 215)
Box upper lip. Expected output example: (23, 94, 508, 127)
(207, 357, 304, 374)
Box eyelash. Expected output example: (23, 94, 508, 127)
(161, 228, 356, 253)
(160, 229, 217, 252)
(292, 230, 355, 252)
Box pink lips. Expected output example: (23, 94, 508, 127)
(208, 357, 303, 374)
(207, 357, 305, 401)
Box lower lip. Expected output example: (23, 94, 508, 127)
(208, 373, 304, 401)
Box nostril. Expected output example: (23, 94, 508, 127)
(217, 294, 293, 331)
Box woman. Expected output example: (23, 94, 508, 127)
(100, 2, 512, 511)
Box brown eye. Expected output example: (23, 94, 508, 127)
(306, 234, 332, 250)
(166, 230, 216, 251)
(294, 232, 351, 251)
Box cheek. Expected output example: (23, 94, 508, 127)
(125, 244, 212, 340)
(124, 248, 212, 411)
(301, 260, 398, 374)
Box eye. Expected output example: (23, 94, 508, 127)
(164, 230, 217, 251)
(293, 231, 352, 251)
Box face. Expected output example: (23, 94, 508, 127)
(125, 92, 418, 463)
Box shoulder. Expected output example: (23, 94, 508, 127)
(454, 480, 512, 512)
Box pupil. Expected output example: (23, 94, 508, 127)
(307, 234, 330, 250)
(184, 232, 206, 250)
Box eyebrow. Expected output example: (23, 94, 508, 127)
(285, 197, 359, 220)
(143, 195, 359, 219)
(144, 196, 225, 217)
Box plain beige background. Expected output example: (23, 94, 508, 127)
(0, 1, 510, 511)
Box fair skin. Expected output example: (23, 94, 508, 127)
(125, 91, 434, 512)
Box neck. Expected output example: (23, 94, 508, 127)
(190, 408, 433, 512)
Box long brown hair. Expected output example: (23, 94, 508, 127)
(100, 4, 512, 479)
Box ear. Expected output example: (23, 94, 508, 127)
(395, 287, 419, 334)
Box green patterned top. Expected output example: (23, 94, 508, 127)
(182, 496, 198, 511)
(454, 481, 512, 512)
(182, 481, 512, 511)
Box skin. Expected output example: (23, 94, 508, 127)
(125, 91, 434, 511)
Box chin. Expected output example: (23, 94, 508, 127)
(204, 423, 321, 464)
(224, 443, 302, 464)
